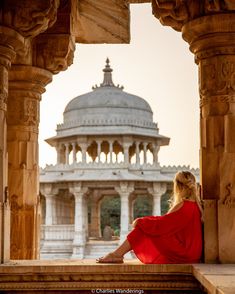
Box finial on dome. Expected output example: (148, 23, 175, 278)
(100, 57, 115, 87)
(92, 58, 124, 90)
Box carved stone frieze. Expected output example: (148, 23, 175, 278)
(152, 0, 235, 32)
(220, 183, 235, 207)
(8, 65, 52, 128)
(199, 56, 235, 98)
(0, 0, 60, 38)
(0, 27, 25, 110)
(33, 34, 75, 74)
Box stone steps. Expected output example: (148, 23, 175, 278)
(84, 241, 119, 258)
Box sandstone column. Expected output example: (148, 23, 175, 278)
(8, 65, 52, 259)
(0, 27, 25, 263)
(69, 185, 88, 259)
(115, 183, 134, 242)
(152, 0, 235, 263)
(183, 14, 235, 263)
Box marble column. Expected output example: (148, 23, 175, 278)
(80, 143, 87, 164)
(115, 183, 134, 242)
(152, 144, 160, 166)
(97, 141, 101, 163)
(109, 141, 113, 164)
(143, 143, 148, 164)
(70, 186, 88, 259)
(56, 145, 61, 165)
(135, 142, 140, 166)
(72, 143, 77, 164)
(148, 183, 167, 216)
(183, 13, 235, 263)
(45, 195, 54, 225)
(8, 65, 52, 259)
(65, 143, 70, 165)
(123, 143, 130, 165)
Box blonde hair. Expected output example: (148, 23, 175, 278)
(169, 171, 203, 218)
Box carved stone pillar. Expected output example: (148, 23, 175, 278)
(40, 184, 58, 227)
(7, 65, 52, 259)
(143, 142, 148, 164)
(109, 141, 113, 164)
(152, 144, 160, 166)
(65, 143, 70, 165)
(152, 0, 235, 263)
(0, 27, 25, 263)
(123, 143, 130, 165)
(148, 183, 167, 216)
(115, 183, 134, 242)
(80, 143, 87, 164)
(135, 142, 140, 166)
(182, 13, 235, 263)
(69, 185, 88, 259)
(56, 144, 61, 165)
(97, 141, 101, 163)
(72, 143, 77, 164)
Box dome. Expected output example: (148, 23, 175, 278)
(56, 59, 159, 137)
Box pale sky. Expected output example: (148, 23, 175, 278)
(39, 3, 199, 169)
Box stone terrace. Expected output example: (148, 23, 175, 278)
(0, 260, 234, 293)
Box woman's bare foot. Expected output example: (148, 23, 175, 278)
(96, 252, 124, 264)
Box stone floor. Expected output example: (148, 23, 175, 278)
(0, 260, 234, 293)
(193, 264, 235, 294)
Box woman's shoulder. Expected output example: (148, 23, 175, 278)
(167, 201, 184, 214)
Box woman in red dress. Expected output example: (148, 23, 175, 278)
(97, 171, 203, 264)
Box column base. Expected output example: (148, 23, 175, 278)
(0, 202, 10, 263)
(71, 245, 85, 259)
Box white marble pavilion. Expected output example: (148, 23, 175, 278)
(39, 59, 199, 259)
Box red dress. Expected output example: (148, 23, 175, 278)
(127, 200, 202, 264)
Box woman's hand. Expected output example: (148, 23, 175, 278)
(132, 218, 141, 228)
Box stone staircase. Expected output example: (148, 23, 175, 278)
(84, 240, 121, 259)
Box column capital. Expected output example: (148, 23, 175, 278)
(182, 13, 235, 63)
(148, 182, 167, 197)
(8, 65, 52, 131)
(69, 184, 88, 196)
(40, 184, 58, 197)
(152, 1, 235, 32)
(115, 182, 134, 196)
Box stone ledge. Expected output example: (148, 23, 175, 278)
(192, 264, 235, 294)
(0, 260, 204, 292)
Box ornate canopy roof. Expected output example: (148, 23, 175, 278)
(53, 59, 164, 140)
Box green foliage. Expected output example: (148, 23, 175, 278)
(100, 196, 120, 235)
(161, 191, 171, 215)
(133, 195, 152, 219)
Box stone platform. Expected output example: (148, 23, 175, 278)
(0, 260, 234, 293)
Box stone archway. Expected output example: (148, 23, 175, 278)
(1, 0, 235, 264)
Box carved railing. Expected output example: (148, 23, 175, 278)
(41, 225, 74, 241)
